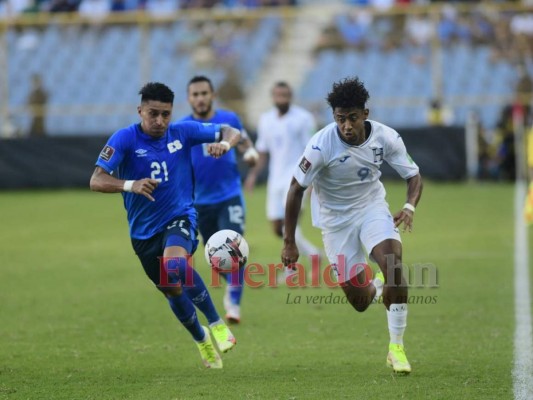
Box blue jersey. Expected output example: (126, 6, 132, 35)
(180, 110, 243, 206)
(95, 121, 221, 239)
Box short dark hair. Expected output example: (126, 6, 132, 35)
(188, 75, 214, 92)
(139, 82, 174, 104)
(273, 81, 292, 94)
(326, 77, 369, 110)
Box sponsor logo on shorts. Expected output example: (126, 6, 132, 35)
(299, 157, 311, 173)
(99, 145, 115, 161)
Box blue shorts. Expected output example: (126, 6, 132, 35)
(131, 215, 199, 286)
(195, 195, 245, 245)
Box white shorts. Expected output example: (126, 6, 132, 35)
(266, 184, 289, 221)
(321, 202, 401, 284)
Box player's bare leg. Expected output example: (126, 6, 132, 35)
(371, 239, 411, 374)
(340, 268, 376, 312)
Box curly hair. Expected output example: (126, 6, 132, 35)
(139, 82, 174, 104)
(326, 77, 369, 110)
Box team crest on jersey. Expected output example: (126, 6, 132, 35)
(99, 145, 115, 161)
(167, 140, 183, 153)
(372, 147, 384, 163)
(299, 157, 311, 173)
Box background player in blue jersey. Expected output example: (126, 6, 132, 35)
(181, 75, 259, 324)
(89, 82, 241, 369)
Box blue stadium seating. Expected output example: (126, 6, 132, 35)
(298, 42, 518, 129)
(6, 16, 280, 136)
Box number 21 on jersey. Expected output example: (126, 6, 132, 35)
(151, 161, 169, 182)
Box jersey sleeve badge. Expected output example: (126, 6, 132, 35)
(99, 145, 115, 162)
(299, 157, 311, 173)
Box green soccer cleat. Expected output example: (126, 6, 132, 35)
(210, 322, 237, 353)
(386, 343, 411, 374)
(196, 326, 223, 369)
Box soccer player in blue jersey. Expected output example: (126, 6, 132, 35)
(181, 75, 258, 324)
(89, 82, 241, 369)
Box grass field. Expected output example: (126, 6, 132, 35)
(0, 182, 530, 399)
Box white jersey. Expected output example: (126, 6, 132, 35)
(293, 120, 419, 231)
(256, 105, 316, 190)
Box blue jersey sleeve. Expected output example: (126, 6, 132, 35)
(171, 121, 221, 146)
(95, 129, 129, 173)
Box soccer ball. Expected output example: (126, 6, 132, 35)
(204, 229, 249, 273)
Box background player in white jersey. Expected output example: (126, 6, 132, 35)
(245, 81, 320, 268)
(281, 77, 423, 374)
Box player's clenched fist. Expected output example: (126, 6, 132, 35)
(132, 178, 159, 202)
(281, 242, 299, 268)
(207, 141, 231, 158)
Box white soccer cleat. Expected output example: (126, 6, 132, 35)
(223, 289, 241, 324)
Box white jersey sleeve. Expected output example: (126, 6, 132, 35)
(293, 137, 326, 188)
(385, 130, 420, 179)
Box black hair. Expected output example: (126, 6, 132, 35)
(187, 75, 214, 92)
(273, 81, 292, 94)
(326, 77, 369, 110)
(139, 82, 174, 104)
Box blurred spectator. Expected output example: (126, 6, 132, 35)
(335, 11, 372, 51)
(313, 23, 345, 55)
(516, 63, 533, 104)
(470, 110, 498, 180)
(27, 73, 48, 137)
(49, 0, 79, 12)
(110, 0, 126, 11)
(145, 0, 178, 15)
(78, 0, 110, 18)
(426, 98, 454, 126)
(469, 8, 495, 46)
(217, 67, 247, 122)
(0, 114, 22, 139)
(405, 13, 434, 47)
(494, 83, 532, 180)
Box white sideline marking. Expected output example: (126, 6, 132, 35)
(513, 182, 533, 400)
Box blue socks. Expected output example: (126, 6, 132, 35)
(167, 294, 205, 342)
(166, 257, 221, 325)
(225, 267, 244, 305)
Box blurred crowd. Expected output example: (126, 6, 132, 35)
(0, 0, 296, 15)
(315, 5, 533, 62)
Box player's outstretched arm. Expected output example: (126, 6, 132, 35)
(281, 178, 307, 267)
(207, 125, 241, 158)
(393, 173, 423, 232)
(89, 167, 159, 202)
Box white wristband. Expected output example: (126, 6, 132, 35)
(243, 147, 259, 162)
(403, 203, 415, 213)
(220, 141, 230, 151)
(123, 180, 135, 192)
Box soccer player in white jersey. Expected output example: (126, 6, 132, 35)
(245, 81, 320, 267)
(281, 77, 423, 374)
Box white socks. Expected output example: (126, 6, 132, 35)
(387, 303, 407, 345)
